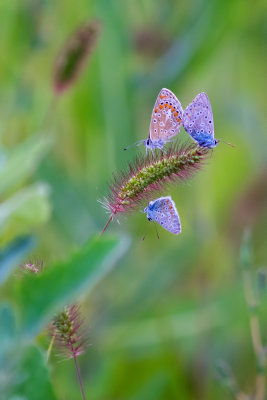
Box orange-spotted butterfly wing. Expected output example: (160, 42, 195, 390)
(149, 88, 183, 144)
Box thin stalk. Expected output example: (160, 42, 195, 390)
(216, 361, 250, 400)
(100, 213, 114, 235)
(243, 268, 265, 400)
(72, 348, 86, 400)
(46, 332, 56, 363)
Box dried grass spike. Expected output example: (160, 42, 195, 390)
(53, 20, 100, 94)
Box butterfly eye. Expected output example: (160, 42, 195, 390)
(147, 139, 150, 145)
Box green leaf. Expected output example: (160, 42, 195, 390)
(0, 135, 51, 197)
(16, 234, 130, 338)
(0, 236, 36, 285)
(0, 183, 51, 245)
(9, 345, 57, 400)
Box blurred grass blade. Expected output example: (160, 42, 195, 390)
(0, 135, 51, 196)
(9, 345, 57, 400)
(16, 234, 130, 338)
(0, 236, 36, 285)
(53, 20, 100, 94)
(101, 303, 227, 350)
(0, 182, 51, 245)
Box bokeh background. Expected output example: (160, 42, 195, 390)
(0, 1, 267, 399)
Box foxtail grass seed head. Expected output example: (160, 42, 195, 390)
(53, 20, 100, 94)
(102, 143, 210, 217)
(19, 259, 43, 274)
(52, 304, 87, 360)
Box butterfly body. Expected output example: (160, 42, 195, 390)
(142, 138, 166, 153)
(144, 196, 181, 235)
(182, 92, 218, 148)
(189, 131, 218, 148)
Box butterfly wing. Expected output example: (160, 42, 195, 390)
(149, 88, 183, 143)
(148, 196, 181, 234)
(182, 92, 214, 142)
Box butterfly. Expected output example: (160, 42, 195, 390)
(182, 92, 218, 148)
(124, 88, 183, 155)
(143, 196, 181, 235)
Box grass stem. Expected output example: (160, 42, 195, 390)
(46, 332, 56, 363)
(242, 240, 265, 400)
(100, 213, 114, 235)
(73, 353, 86, 400)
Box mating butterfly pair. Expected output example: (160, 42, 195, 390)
(141, 89, 217, 235)
(125, 88, 218, 154)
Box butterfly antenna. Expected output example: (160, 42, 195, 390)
(153, 222, 160, 240)
(218, 139, 236, 148)
(123, 140, 143, 151)
(142, 223, 150, 241)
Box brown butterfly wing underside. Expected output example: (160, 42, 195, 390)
(149, 88, 183, 143)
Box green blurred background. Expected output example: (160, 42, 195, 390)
(0, 0, 267, 399)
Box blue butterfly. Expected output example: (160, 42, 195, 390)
(182, 92, 218, 148)
(143, 196, 181, 235)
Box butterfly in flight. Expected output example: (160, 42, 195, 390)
(124, 88, 183, 155)
(182, 92, 218, 148)
(143, 196, 181, 235)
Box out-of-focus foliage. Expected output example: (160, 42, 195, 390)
(0, 0, 266, 399)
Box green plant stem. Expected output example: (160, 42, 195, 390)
(243, 268, 265, 400)
(46, 332, 56, 363)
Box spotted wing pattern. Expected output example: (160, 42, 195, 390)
(147, 196, 181, 235)
(182, 92, 217, 148)
(149, 88, 183, 143)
